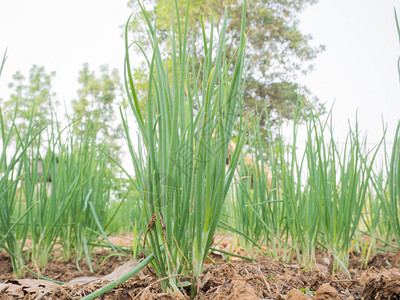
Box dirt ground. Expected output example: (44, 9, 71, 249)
(0, 237, 399, 299)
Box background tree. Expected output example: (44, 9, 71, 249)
(1, 65, 56, 134)
(127, 0, 325, 134)
(71, 63, 125, 160)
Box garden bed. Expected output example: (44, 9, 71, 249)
(1, 239, 399, 299)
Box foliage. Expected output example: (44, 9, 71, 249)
(395, 8, 400, 81)
(385, 121, 400, 248)
(72, 64, 124, 159)
(0, 54, 123, 273)
(386, 7, 400, 248)
(0, 105, 122, 274)
(123, 0, 247, 295)
(229, 105, 384, 272)
(1, 65, 56, 136)
(127, 0, 325, 132)
(0, 107, 41, 278)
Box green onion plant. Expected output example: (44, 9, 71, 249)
(229, 105, 384, 271)
(0, 108, 42, 277)
(123, 0, 247, 295)
(380, 121, 400, 248)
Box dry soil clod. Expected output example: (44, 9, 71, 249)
(315, 283, 338, 300)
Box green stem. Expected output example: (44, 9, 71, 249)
(24, 265, 65, 285)
(81, 251, 157, 300)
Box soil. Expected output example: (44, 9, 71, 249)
(0, 237, 399, 299)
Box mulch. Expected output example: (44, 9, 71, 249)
(0, 247, 400, 299)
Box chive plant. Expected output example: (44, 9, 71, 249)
(123, 0, 247, 295)
(381, 121, 400, 248)
(278, 116, 319, 267)
(230, 115, 287, 260)
(230, 106, 384, 270)
(0, 109, 43, 277)
(231, 159, 264, 258)
(305, 110, 382, 271)
(22, 127, 59, 269)
(0, 94, 120, 275)
(360, 167, 386, 263)
(386, 9, 400, 248)
(20, 118, 112, 270)
(51, 116, 116, 270)
(0, 53, 39, 277)
(259, 108, 319, 266)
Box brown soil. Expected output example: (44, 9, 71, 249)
(0, 241, 399, 299)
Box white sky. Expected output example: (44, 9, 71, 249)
(0, 0, 399, 150)
(0, 0, 130, 112)
(299, 0, 400, 147)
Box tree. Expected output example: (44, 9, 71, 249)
(71, 63, 125, 159)
(1, 65, 56, 134)
(126, 0, 325, 134)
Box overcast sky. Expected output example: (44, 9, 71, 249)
(0, 0, 399, 150)
(299, 0, 400, 147)
(0, 0, 130, 112)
